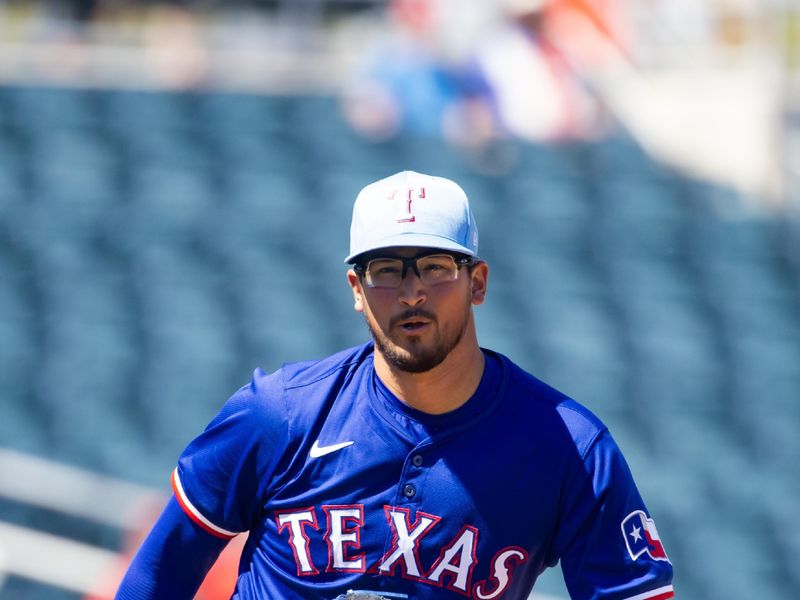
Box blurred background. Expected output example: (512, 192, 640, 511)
(0, 0, 798, 599)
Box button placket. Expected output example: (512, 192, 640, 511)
(398, 447, 429, 504)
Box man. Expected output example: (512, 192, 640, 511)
(116, 171, 674, 599)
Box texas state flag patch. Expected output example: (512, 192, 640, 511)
(621, 510, 670, 562)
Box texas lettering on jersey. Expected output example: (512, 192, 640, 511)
(275, 504, 527, 599)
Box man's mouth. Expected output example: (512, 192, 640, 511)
(394, 312, 435, 333)
(399, 320, 429, 332)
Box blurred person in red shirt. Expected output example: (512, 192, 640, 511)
(473, 0, 629, 142)
(84, 497, 246, 600)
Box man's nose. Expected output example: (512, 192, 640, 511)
(397, 266, 426, 305)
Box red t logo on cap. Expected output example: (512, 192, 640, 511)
(389, 187, 426, 224)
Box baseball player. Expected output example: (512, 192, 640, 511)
(115, 171, 674, 599)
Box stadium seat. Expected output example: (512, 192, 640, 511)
(0, 156, 26, 227)
(502, 177, 592, 257)
(512, 254, 604, 298)
(1, 85, 104, 131)
(602, 255, 698, 301)
(394, 135, 473, 176)
(584, 132, 680, 184)
(0, 305, 45, 453)
(196, 92, 293, 137)
(513, 140, 585, 180)
(102, 88, 194, 132)
(688, 212, 783, 263)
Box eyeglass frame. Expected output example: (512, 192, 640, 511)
(352, 251, 477, 289)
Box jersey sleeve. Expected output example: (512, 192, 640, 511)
(554, 430, 674, 600)
(171, 369, 288, 538)
(115, 496, 229, 600)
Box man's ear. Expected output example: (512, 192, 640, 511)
(470, 262, 489, 305)
(347, 269, 365, 313)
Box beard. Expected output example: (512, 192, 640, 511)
(364, 301, 472, 374)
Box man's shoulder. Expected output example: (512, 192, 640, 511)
(229, 342, 374, 427)
(495, 353, 608, 455)
(237, 342, 373, 397)
(238, 343, 372, 408)
(276, 342, 374, 389)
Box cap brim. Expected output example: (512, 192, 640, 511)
(344, 233, 477, 263)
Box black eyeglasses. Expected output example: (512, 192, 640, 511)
(354, 253, 475, 289)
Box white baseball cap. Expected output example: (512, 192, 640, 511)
(345, 171, 479, 263)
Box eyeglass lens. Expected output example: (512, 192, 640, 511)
(364, 255, 461, 288)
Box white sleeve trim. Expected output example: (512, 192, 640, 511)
(621, 585, 674, 600)
(171, 468, 240, 538)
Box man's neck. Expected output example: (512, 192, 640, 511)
(373, 333, 486, 415)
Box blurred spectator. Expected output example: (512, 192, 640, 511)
(342, 0, 628, 148)
(51, 0, 102, 23)
(472, 0, 622, 142)
(28, 1, 210, 88)
(142, 2, 210, 88)
(340, 0, 496, 147)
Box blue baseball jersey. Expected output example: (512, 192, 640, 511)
(172, 343, 673, 600)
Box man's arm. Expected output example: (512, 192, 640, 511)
(555, 430, 674, 599)
(115, 496, 230, 600)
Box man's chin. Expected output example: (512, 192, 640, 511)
(387, 356, 442, 374)
(381, 342, 447, 374)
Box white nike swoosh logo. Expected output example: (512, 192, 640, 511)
(309, 440, 354, 459)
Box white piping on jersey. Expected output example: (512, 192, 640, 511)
(171, 468, 240, 538)
(621, 584, 675, 600)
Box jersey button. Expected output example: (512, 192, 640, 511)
(403, 484, 416, 498)
(412, 454, 423, 467)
